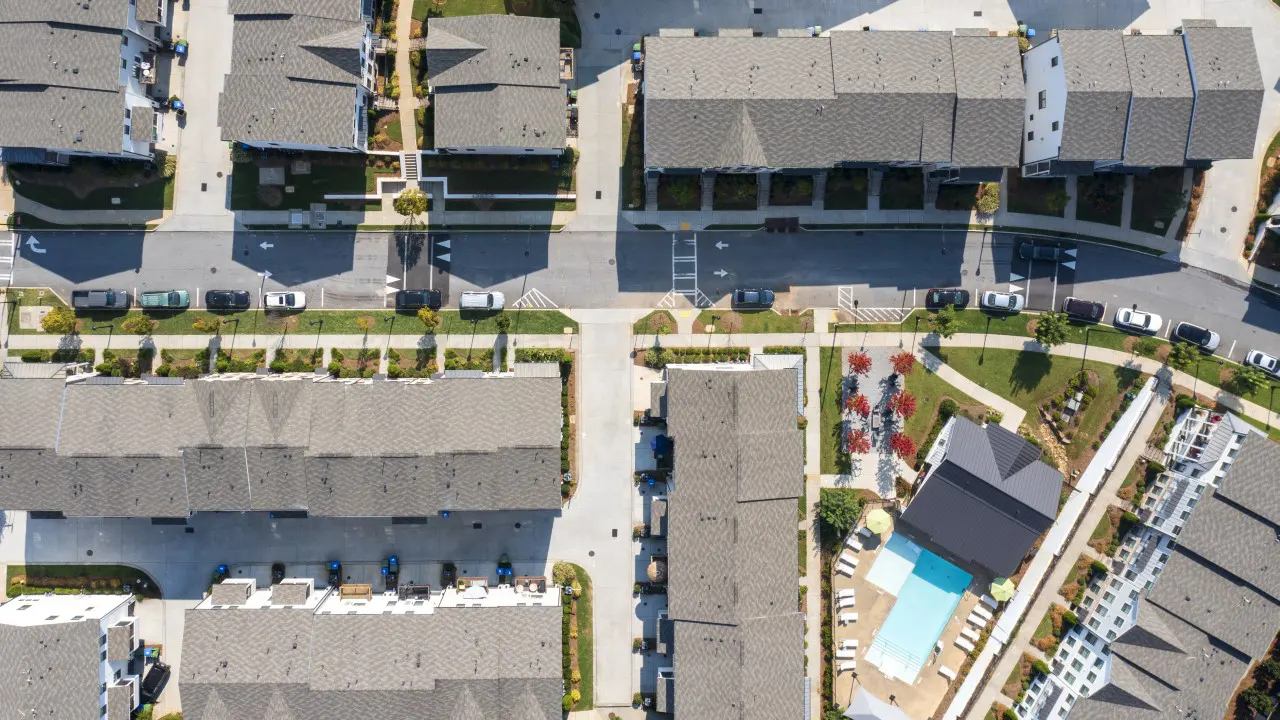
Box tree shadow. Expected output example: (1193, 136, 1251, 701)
(1010, 350, 1053, 396)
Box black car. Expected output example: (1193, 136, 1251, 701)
(204, 289, 251, 310)
(139, 661, 170, 704)
(1018, 242, 1065, 262)
(1061, 297, 1105, 323)
(925, 288, 970, 310)
(395, 289, 442, 310)
(732, 289, 775, 308)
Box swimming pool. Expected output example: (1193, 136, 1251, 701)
(866, 535, 972, 682)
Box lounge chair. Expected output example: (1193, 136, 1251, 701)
(837, 561, 856, 577)
(845, 536, 863, 552)
(857, 526, 873, 538)
(839, 612, 859, 624)
(837, 589, 857, 599)
(836, 649, 858, 660)
(966, 612, 986, 628)
(839, 661, 857, 673)
(840, 639, 859, 650)
(840, 552, 859, 567)
(955, 637, 975, 653)
(938, 665, 957, 681)
(972, 605, 993, 621)
(980, 594, 998, 609)
(961, 627, 980, 642)
(837, 596, 856, 610)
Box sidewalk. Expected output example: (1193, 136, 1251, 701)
(3, 332, 577, 352)
(803, 346, 823, 720)
(921, 348, 1025, 431)
(393, 0, 419, 188)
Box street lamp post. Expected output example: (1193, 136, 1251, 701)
(220, 317, 239, 354)
(853, 299, 859, 329)
(1191, 354, 1222, 400)
(1081, 326, 1116, 371)
(383, 316, 394, 359)
(92, 324, 114, 354)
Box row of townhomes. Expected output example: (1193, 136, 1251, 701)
(1016, 408, 1280, 720)
(0, 0, 169, 165)
(0, 372, 564, 517)
(639, 22, 1263, 207)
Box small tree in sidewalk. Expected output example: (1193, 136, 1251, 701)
(393, 187, 429, 220)
(888, 432, 917, 461)
(39, 306, 77, 335)
(889, 391, 917, 420)
(847, 351, 872, 376)
(846, 392, 871, 418)
(846, 429, 871, 454)
(890, 351, 917, 376)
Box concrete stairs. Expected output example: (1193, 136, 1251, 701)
(402, 152, 419, 182)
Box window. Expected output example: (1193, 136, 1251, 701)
(121, 58, 127, 69)
(1191, 468, 1202, 478)
(1087, 671, 1097, 682)
(1059, 649, 1069, 660)
(1159, 553, 1169, 564)
(1028, 131, 1035, 141)
(1052, 121, 1060, 131)
(1129, 589, 1139, 600)
(124, 109, 131, 120)
(1065, 672, 1077, 684)
(100, 650, 107, 661)
(1030, 114, 1035, 121)
(1058, 709, 1068, 718)
(1088, 618, 1100, 630)
(1110, 579, 1121, 589)
(1082, 597, 1094, 608)
(1065, 636, 1077, 647)
(1038, 90, 1047, 109)
(1106, 630, 1117, 641)
(114, 669, 121, 680)
(1121, 603, 1131, 613)
(1072, 659, 1084, 672)
(100, 634, 107, 646)
(1113, 617, 1124, 627)
(1094, 657, 1104, 668)
(1180, 510, 1190, 520)
(1051, 56, 1059, 67)
(1103, 591, 1115, 603)
(1086, 632, 1098, 644)
(1125, 569, 1137, 581)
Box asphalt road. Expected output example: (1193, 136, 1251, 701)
(10, 227, 1280, 362)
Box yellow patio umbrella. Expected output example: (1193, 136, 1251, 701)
(865, 508, 892, 534)
(990, 577, 1016, 602)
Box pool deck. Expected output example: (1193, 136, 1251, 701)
(831, 521, 988, 719)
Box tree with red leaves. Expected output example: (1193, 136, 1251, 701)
(890, 351, 917, 376)
(889, 391, 917, 420)
(845, 392, 871, 418)
(888, 432, 917, 460)
(847, 351, 872, 376)
(846, 429, 871, 454)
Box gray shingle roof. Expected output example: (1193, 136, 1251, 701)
(129, 105, 155, 143)
(107, 621, 133, 661)
(1121, 35, 1193, 167)
(1173, 483, 1280, 600)
(180, 603, 561, 719)
(0, 0, 131, 29)
(426, 15, 564, 151)
(0, 376, 563, 517)
(950, 35, 1025, 168)
(270, 581, 311, 606)
(1146, 548, 1280, 658)
(1184, 26, 1265, 160)
(1057, 30, 1132, 162)
(1213, 433, 1280, 525)
(900, 417, 1062, 576)
(662, 368, 805, 719)
(0, 617, 103, 718)
(220, 7, 367, 148)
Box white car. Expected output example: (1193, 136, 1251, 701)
(1245, 349, 1280, 376)
(263, 291, 306, 311)
(1113, 307, 1162, 334)
(980, 291, 1025, 313)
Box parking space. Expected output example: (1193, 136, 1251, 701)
(384, 232, 451, 307)
(1005, 238, 1078, 312)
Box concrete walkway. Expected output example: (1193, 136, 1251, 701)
(921, 348, 1025, 431)
(803, 346, 823, 719)
(962, 380, 1171, 720)
(393, 0, 419, 186)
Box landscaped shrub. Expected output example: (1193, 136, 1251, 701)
(1003, 710, 1019, 720)
(1062, 610, 1079, 627)
(1090, 560, 1109, 575)
(20, 350, 44, 362)
(1031, 659, 1051, 677)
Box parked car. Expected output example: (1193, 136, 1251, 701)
(925, 288, 970, 310)
(139, 661, 170, 704)
(205, 289, 251, 310)
(139, 290, 189, 310)
(1061, 297, 1105, 323)
(1018, 242, 1066, 262)
(459, 290, 504, 311)
(732, 289, 775, 309)
(1173, 321, 1220, 352)
(1113, 307, 1163, 334)
(395, 289, 442, 310)
(71, 289, 129, 310)
(263, 291, 306, 311)
(1244, 349, 1280, 376)
(980, 291, 1025, 314)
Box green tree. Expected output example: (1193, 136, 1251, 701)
(976, 182, 1001, 215)
(393, 188, 429, 219)
(191, 316, 220, 334)
(495, 313, 511, 334)
(1231, 365, 1269, 396)
(39, 306, 77, 335)
(667, 181, 695, 208)
(1166, 341, 1197, 370)
(930, 304, 958, 339)
(1045, 188, 1069, 215)
(120, 314, 156, 335)
(1034, 311, 1068, 348)
(1242, 687, 1275, 717)
(417, 307, 441, 332)
(355, 315, 376, 332)
(816, 488, 862, 537)
(1259, 658, 1280, 682)
(552, 561, 576, 586)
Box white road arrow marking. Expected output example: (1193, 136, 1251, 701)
(1009, 272, 1024, 282)
(25, 236, 45, 254)
(384, 286, 399, 295)
(436, 252, 451, 263)
(436, 239, 451, 249)
(385, 274, 400, 285)
(1065, 248, 1078, 258)
(259, 242, 274, 250)
(715, 241, 729, 250)
(1062, 261, 1077, 270)
(1009, 283, 1024, 293)
(713, 269, 728, 278)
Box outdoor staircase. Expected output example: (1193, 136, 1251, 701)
(700, 172, 716, 212)
(924, 172, 942, 207)
(402, 153, 418, 181)
(812, 171, 827, 209)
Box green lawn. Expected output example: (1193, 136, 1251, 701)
(818, 346, 846, 474)
(229, 156, 394, 210)
(935, 183, 979, 212)
(879, 168, 924, 210)
(657, 174, 700, 210)
(13, 308, 576, 336)
(423, 150, 575, 194)
(8, 564, 161, 598)
(696, 309, 813, 333)
(1075, 174, 1126, 227)
(412, 0, 505, 19)
(824, 168, 868, 210)
(901, 364, 987, 445)
(10, 170, 174, 211)
(835, 308, 1130, 352)
(798, 530, 808, 575)
(633, 310, 676, 335)
(1007, 169, 1067, 217)
(1090, 512, 1113, 542)
(1130, 168, 1185, 236)
(932, 347, 1141, 414)
(570, 563, 594, 708)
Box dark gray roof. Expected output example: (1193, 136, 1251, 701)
(135, 0, 162, 24)
(180, 603, 561, 720)
(900, 417, 1062, 576)
(1146, 547, 1280, 658)
(219, 6, 367, 148)
(426, 15, 564, 150)
(1122, 35, 1193, 167)
(829, 31, 956, 163)
(0, 0, 131, 30)
(1213, 433, 1280, 525)
(950, 35, 1025, 167)
(270, 581, 311, 606)
(0, 376, 563, 517)
(1184, 26, 1264, 160)
(228, 0, 365, 20)
(129, 105, 155, 143)
(1057, 30, 1132, 162)
(0, 617, 103, 718)
(663, 368, 805, 720)
(107, 681, 133, 720)
(107, 621, 133, 661)
(1173, 484, 1280, 600)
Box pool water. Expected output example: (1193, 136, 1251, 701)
(866, 535, 972, 682)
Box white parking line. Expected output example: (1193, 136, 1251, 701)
(1163, 321, 1173, 339)
(321, 287, 326, 307)
(1227, 340, 1237, 360)
(195, 287, 200, 309)
(1050, 262, 1060, 311)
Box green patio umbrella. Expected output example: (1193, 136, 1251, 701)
(990, 577, 1016, 602)
(865, 508, 892, 534)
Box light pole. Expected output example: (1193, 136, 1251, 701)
(382, 315, 394, 359)
(221, 317, 239, 354)
(1191, 354, 1222, 400)
(853, 299, 859, 329)
(1081, 325, 1116, 371)
(92, 324, 114, 354)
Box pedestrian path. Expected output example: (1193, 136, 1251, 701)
(921, 348, 1024, 431)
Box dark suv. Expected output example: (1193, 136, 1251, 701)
(204, 290, 251, 310)
(1061, 297, 1105, 323)
(925, 288, 970, 310)
(395, 289, 442, 310)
